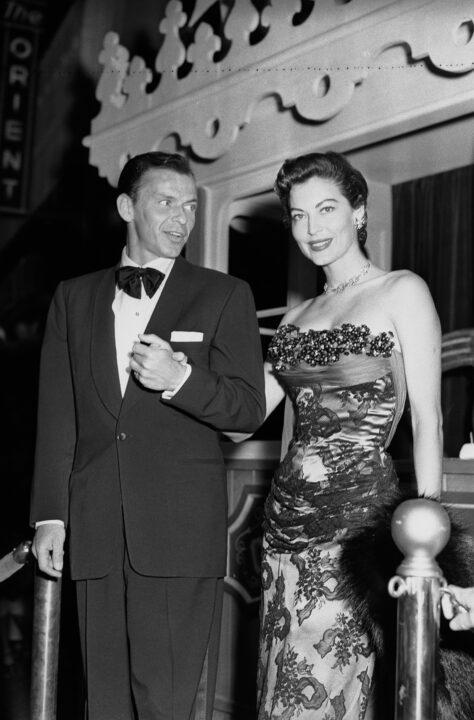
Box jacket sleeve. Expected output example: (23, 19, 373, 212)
(165, 280, 265, 432)
(29, 283, 76, 526)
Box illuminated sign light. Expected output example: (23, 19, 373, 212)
(0, 1, 44, 214)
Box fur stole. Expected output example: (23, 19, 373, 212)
(338, 492, 474, 720)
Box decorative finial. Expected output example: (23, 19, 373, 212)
(391, 498, 451, 577)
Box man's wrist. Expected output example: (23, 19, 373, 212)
(35, 520, 65, 528)
(162, 363, 191, 399)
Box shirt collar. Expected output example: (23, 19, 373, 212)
(120, 247, 174, 276)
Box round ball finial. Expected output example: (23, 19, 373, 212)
(391, 499, 451, 577)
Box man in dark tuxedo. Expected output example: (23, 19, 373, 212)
(30, 152, 265, 720)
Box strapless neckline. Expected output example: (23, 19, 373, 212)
(279, 322, 392, 338)
(268, 322, 396, 371)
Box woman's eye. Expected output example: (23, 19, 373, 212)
(320, 206, 335, 214)
(291, 214, 304, 222)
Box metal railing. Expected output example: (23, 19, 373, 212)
(30, 569, 62, 720)
(388, 499, 451, 720)
(0, 499, 454, 720)
(0, 541, 62, 720)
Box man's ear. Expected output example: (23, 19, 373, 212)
(117, 193, 134, 222)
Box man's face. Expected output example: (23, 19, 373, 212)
(118, 168, 198, 264)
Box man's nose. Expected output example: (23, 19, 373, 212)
(173, 208, 187, 224)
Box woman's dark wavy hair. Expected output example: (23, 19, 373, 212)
(274, 151, 369, 246)
(118, 151, 195, 201)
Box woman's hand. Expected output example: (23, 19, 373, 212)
(441, 585, 474, 631)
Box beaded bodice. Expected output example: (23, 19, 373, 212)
(264, 323, 406, 552)
(267, 323, 395, 371)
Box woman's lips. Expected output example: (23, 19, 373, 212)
(308, 238, 332, 251)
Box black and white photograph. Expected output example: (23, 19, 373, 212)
(1, 1, 474, 718)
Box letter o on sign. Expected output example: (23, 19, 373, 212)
(10, 37, 33, 60)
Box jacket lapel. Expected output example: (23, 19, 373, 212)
(120, 256, 191, 415)
(90, 267, 123, 418)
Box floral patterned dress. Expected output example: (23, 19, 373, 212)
(257, 324, 406, 720)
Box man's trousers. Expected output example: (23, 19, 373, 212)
(75, 536, 223, 720)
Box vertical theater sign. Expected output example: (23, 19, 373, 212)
(0, 0, 44, 214)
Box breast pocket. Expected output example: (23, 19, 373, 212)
(172, 341, 210, 366)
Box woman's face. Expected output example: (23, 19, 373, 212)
(288, 175, 363, 266)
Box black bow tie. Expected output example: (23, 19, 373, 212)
(116, 266, 165, 299)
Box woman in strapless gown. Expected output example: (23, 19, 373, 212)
(256, 152, 442, 719)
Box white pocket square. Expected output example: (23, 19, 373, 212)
(171, 331, 204, 342)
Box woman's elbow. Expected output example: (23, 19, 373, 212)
(412, 407, 443, 442)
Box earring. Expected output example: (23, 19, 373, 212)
(354, 214, 365, 231)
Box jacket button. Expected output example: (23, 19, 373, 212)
(117, 432, 127, 441)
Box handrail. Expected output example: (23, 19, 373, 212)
(30, 567, 62, 720)
(0, 541, 62, 719)
(0, 539, 32, 582)
(388, 499, 451, 720)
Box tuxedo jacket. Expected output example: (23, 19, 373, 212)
(30, 256, 265, 580)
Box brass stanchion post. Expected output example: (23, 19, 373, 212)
(388, 499, 450, 720)
(30, 569, 62, 720)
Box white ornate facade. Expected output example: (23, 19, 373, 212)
(84, 0, 474, 312)
(86, 0, 474, 173)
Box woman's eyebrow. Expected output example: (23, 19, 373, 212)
(290, 197, 339, 211)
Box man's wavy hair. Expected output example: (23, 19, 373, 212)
(274, 151, 369, 246)
(118, 152, 195, 202)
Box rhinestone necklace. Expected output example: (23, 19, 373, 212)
(323, 261, 371, 295)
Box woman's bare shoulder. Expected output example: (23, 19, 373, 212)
(280, 297, 314, 326)
(379, 269, 431, 302)
(380, 270, 439, 337)
(381, 268, 426, 288)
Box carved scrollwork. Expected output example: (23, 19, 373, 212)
(155, 0, 187, 86)
(177, 93, 242, 159)
(95, 32, 129, 111)
(279, 66, 368, 122)
(187, 22, 222, 70)
(122, 57, 152, 115)
(260, 0, 304, 34)
(85, 0, 474, 181)
(408, 0, 474, 73)
(222, 0, 260, 50)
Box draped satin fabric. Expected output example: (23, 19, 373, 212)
(264, 350, 406, 552)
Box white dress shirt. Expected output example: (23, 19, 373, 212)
(113, 249, 174, 396)
(113, 249, 191, 397)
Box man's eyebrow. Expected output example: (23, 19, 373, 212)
(153, 192, 198, 204)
